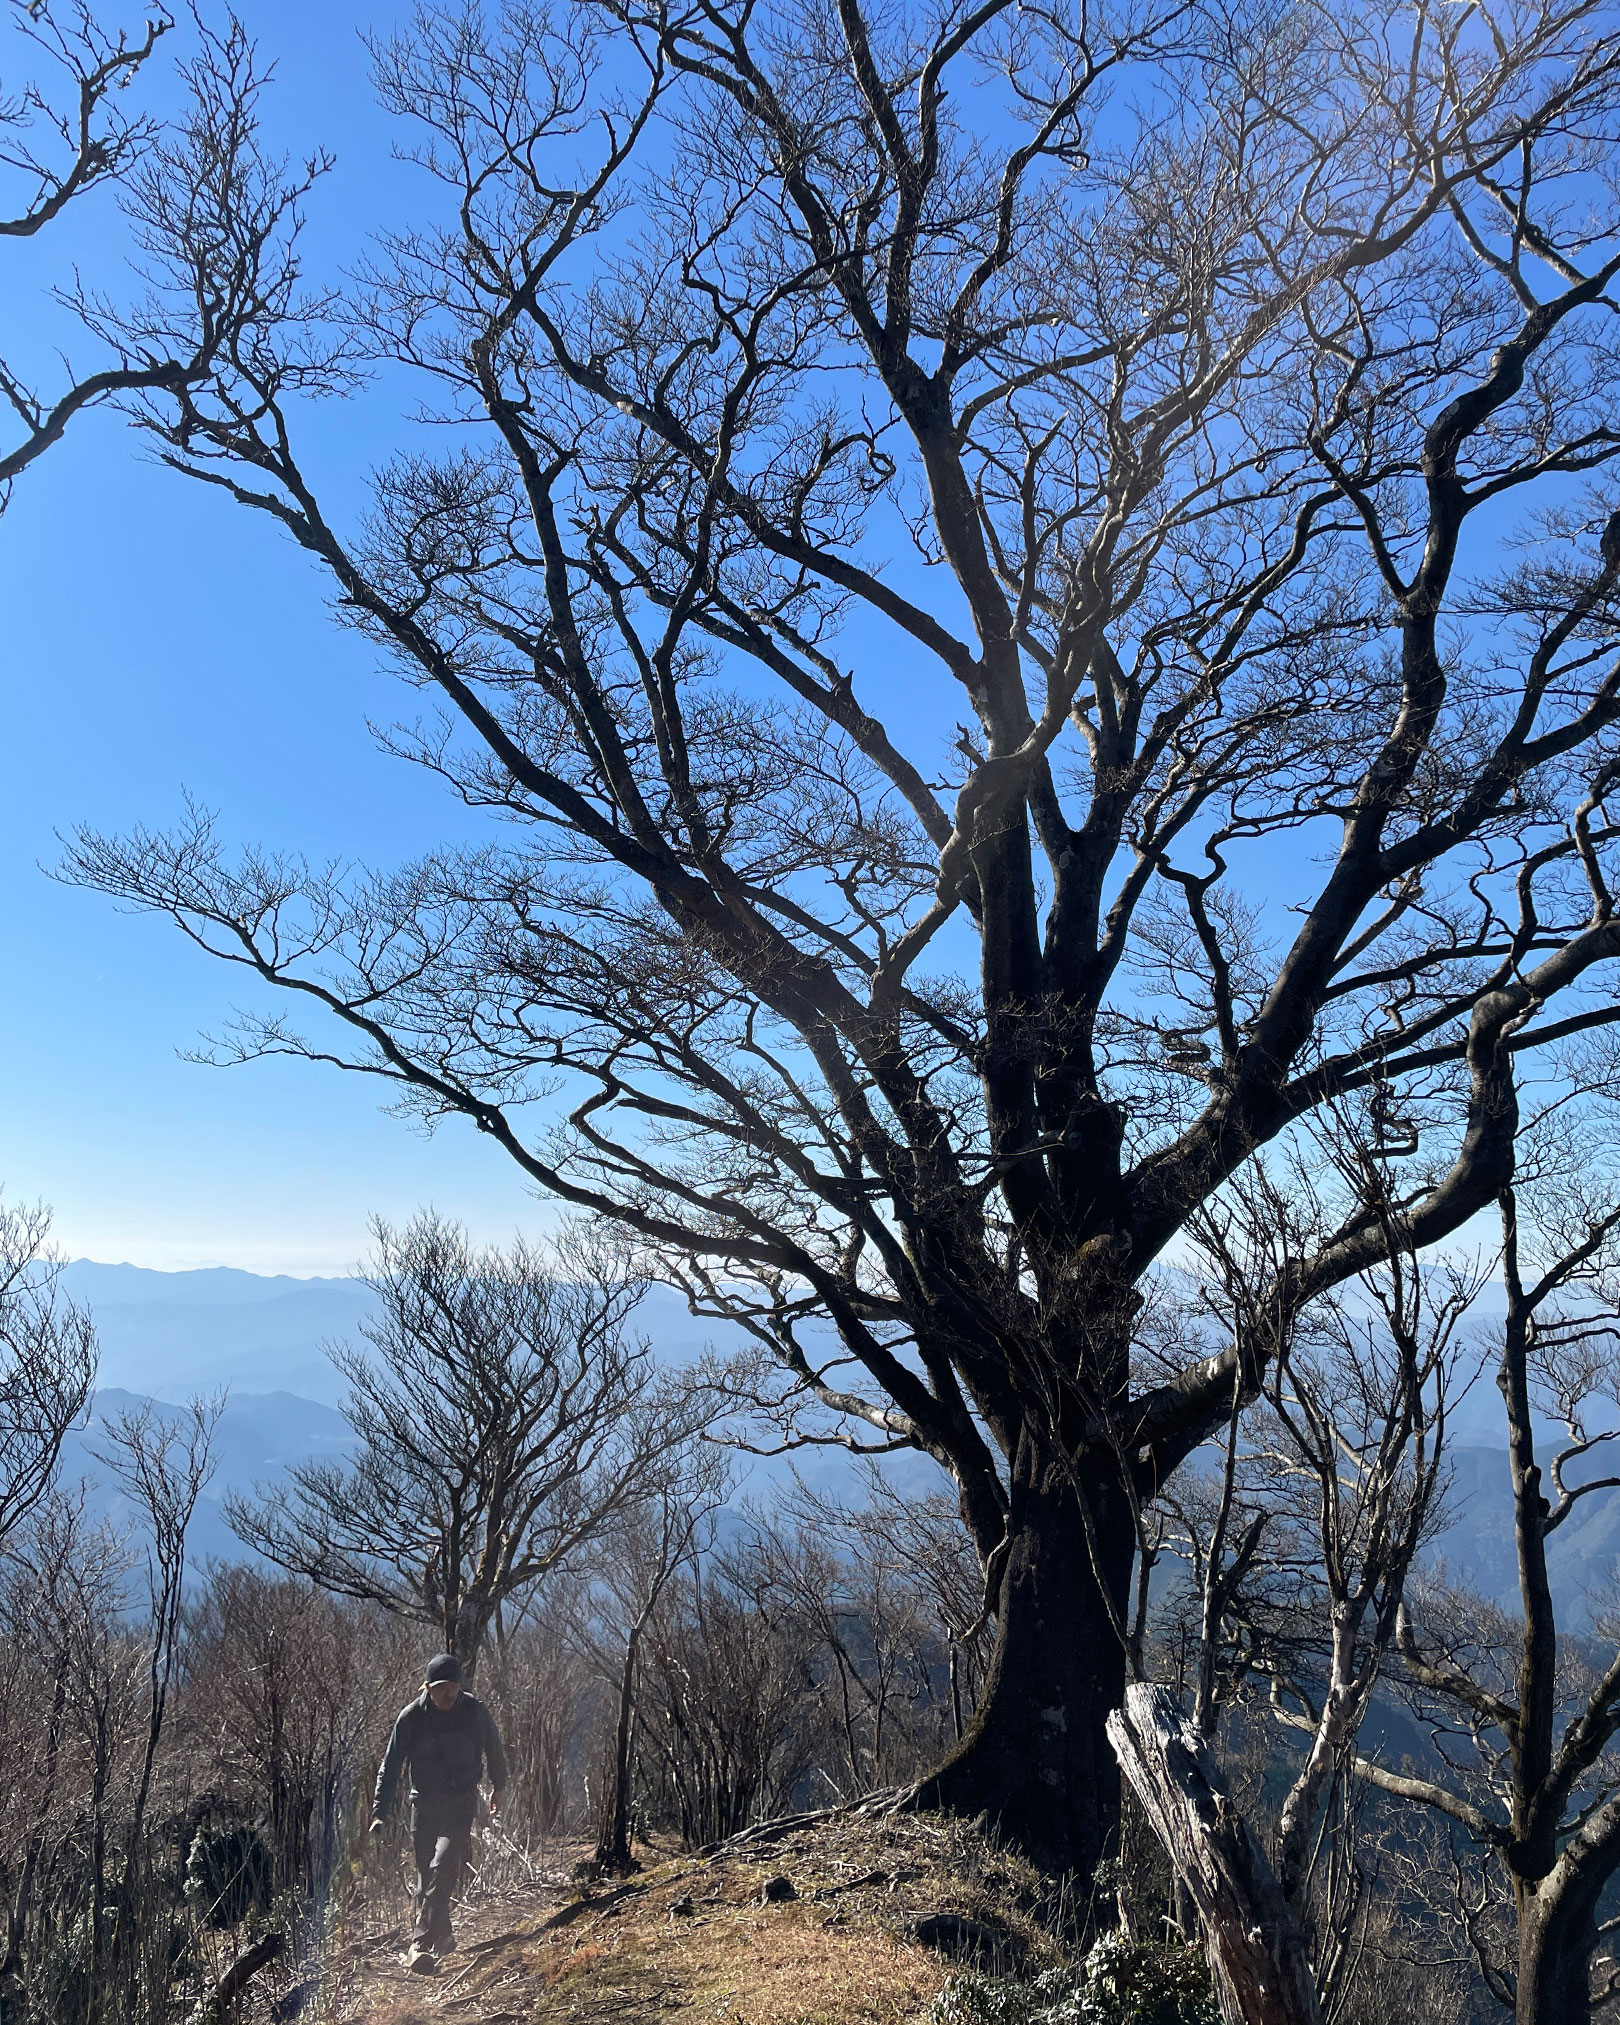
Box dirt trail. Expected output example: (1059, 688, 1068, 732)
(316, 1813, 1062, 2025)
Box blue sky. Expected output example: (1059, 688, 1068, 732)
(1, 0, 992, 1275)
(1, 0, 549, 1271)
(1, 1, 1545, 1280)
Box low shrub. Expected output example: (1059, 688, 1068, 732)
(932, 1932, 1219, 2025)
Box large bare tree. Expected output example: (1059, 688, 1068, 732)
(65, 0, 1620, 1872)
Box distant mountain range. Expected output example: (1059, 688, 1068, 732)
(59, 1259, 736, 1408)
(1427, 1445, 1620, 1623)
(51, 1261, 939, 1571)
(60, 1387, 355, 1570)
(60, 1260, 377, 1406)
(45, 1261, 1620, 1620)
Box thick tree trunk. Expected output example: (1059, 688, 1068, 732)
(1516, 1877, 1599, 2025)
(1108, 1683, 1322, 2025)
(912, 1433, 1134, 1875)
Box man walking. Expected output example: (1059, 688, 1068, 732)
(370, 1653, 509, 1974)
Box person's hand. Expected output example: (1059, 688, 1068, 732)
(489, 1788, 506, 1818)
(369, 1817, 386, 1838)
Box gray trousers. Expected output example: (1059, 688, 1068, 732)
(410, 1794, 476, 1950)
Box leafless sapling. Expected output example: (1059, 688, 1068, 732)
(585, 1432, 730, 1875)
(1115, 1165, 1473, 2025)
(1351, 1128, 1620, 2025)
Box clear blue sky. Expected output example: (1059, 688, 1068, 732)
(1, 0, 547, 1271)
(0, 1, 1476, 1280)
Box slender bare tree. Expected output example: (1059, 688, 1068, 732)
(585, 1434, 730, 1875)
(227, 1213, 691, 1676)
(93, 1394, 222, 1903)
(1350, 1148, 1620, 2025)
(0, 1196, 95, 1554)
(63, 0, 1620, 1872)
(1115, 1173, 1473, 2025)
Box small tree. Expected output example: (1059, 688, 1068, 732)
(92, 1392, 221, 1992)
(0, 1195, 95, 1554)
(753, 1473, 983, 1794)
(228, 1213, 685, 1676)
(181, 1565, 414, 1896)
(1113, 1176, 1470, 2025)
(586, 1435, 730, 1875)
(478, 1590, 592, 1837)
(0, 1396, 220, 2025)
(1352, 1155, 1620, 2025)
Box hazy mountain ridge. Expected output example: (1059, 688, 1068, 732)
(58, 1386, 355, 1571)
(1426, 1444, 1620, 1623)
(59, 1259, 744, 1407)
(49, 1262, 1620, 1619)
(60, 1260, 380, 1406)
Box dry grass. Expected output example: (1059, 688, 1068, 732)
(308, 1810, 1069, 2025)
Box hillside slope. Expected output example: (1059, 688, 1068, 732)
(318, 1813, 1072, 2025)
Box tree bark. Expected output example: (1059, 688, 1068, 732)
(1107, 1683, 1322, 2025)
(912, 1433, 1134, 1873)
(1516, 1875, 1601, 2025)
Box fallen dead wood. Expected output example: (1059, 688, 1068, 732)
(698, 1787, 909, 1858)
(540, 1879, 649, 1930)
(186, 1929, 286, 2025)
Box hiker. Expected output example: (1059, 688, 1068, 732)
(370, 1652, 509, 1974)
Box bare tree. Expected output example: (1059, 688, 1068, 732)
(755, 1472, 982, 1794)
(0, 1396, 219, 2025)
(0, 1195, 95, 1553)
(585, 1435, 730, 1874)
(0, 1491, 136, 2015)
(181, 1565, 415, 1896)
(1113, 1174, 1470, 2025)
(62, 0, 1620, 1873)
(835, 1465, 993, 1748)
(635, 1532, 821, 1849)
(478, 1589, 592, 1838)
(1348, 1151, 1620, 2025)
(227, 1213, 686, 1676)
(92, 1391, 221, 1990)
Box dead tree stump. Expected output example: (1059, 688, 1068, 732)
(1107, 1683, 1321, 2025)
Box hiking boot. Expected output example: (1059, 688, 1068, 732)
(406, 1944, 439, 1977)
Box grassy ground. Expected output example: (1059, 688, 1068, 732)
(311, 1810, 1073, 2025)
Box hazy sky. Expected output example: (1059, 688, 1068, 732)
(1, 0, 548, 1272)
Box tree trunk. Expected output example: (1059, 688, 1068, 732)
(1108, 1683, 1322, 2025)
(595, 1621, 646, 1875)
(912, 1433, 1134, 1874)
(1516, 1876, 1600, 2025)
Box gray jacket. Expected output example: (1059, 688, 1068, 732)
(373, 1691, 508, 1819)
